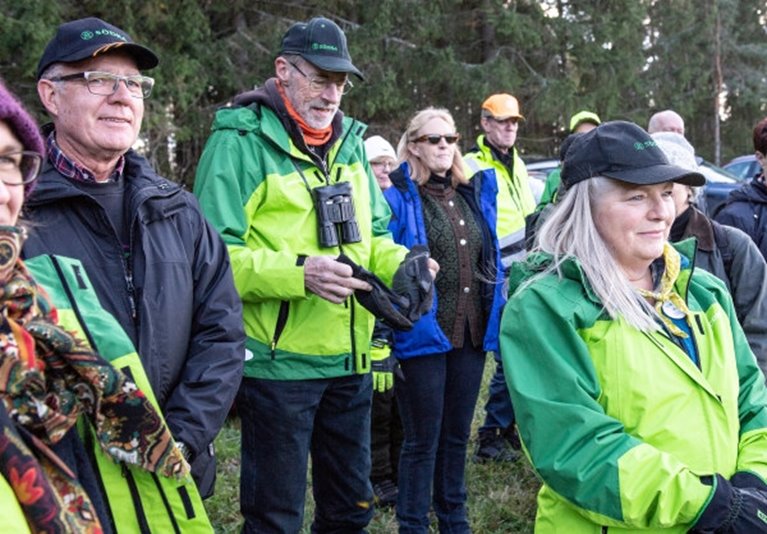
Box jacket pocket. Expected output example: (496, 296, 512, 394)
(270, 300, 290, 358)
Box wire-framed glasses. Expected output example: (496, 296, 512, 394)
(289, 62, 353, 95)
(48, 71, 155, 99)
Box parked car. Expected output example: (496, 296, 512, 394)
(525, 158, 560, 203)
(723, 154, 759, 181)
(522, 156, 742, 217)
(696, 159, 743, 217)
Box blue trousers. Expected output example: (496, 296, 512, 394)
(395, 345, 486, 533)
(478, 351, 515, 433)
(238, 374, 374, 534)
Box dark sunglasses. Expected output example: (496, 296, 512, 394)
(412, 134, 460, 145)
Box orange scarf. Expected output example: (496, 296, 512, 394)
(276, 81, 333, 146)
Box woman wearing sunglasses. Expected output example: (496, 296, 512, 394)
(383, 107, 505, 532)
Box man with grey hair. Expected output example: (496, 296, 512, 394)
(27, 16, 245, 499)
(194, 16, 432, 533)
(648, 109, 686, 136)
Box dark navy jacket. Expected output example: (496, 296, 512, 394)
(22, 148, 245, 496)
(715, 174, 767, 260)
(383, 162, 506, 359)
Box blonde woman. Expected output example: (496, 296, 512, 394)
(383, 108, 505, 532)
(502, 121, 767, 533)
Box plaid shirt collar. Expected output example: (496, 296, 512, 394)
(46, 132, 125, 184)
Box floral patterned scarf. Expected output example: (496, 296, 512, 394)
(0, 227, 188, 532)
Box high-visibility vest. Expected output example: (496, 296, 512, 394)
(26, 254, 213, 534)
(0, 474, 31, 533)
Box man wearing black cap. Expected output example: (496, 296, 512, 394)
(194, 17, 419, 533)
(25, 16, 245, 501)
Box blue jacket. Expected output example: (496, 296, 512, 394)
(714, 174, 767, 261)
(383, 163, 506, 359)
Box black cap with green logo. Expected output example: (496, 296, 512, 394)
(561, 121, 705, 189)
(279, 17, 364, 80)
(37, 17, 158, 80)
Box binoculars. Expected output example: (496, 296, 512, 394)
(313, 181, 362, 248)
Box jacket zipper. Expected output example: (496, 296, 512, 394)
(150, 473, 182, 533)
(349, 295, 358, 372)
(125, 263, 137, 319)
(80, 419, 117, 532)
(336, 240, 359, 373)
(293, 125, 360, 369)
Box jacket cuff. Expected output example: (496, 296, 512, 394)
(731, 471, 767, 492)
(692, 474, 732, 532)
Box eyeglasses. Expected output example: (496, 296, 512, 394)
(288, 62, 353, 95)
(48, 71, 155, 99)
(487, 116, 519, 126)
(411, 134, 460, 145)
(371, 160, 394, 171)
(0, 150, 43, 185)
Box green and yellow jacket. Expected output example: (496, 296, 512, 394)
(26, 255, 212, 533)
(500, 240, 767, 532)
(194, 81, 407, 380)
(464, 135, 536, 268)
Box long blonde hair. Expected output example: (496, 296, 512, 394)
(531, 177, 661, 332)
(396, 107, 466, 187)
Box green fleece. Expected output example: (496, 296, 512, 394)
(500, 240, 767, 532)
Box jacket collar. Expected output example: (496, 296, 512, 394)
(25, 150, 179, 207)
(679, 207, 715, 252)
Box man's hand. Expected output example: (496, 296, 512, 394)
(304, 256, 372, 303)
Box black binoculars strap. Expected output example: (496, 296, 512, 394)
(290, 158, 320, 197)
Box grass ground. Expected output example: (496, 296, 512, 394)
(204, 357, 540, 533)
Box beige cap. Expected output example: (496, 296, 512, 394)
(481, 93, 524, 121)
(364, 135, 396, 162)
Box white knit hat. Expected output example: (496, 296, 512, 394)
(364, 135, 396, 162)
(651, 131, 698, 172)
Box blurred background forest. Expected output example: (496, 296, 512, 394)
(2, 0, 766, 187)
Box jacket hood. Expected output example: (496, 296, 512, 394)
(389, 163, 412, 193)
(726, 178, 767, 206)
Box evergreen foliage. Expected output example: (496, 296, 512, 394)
(2, 0, 765, 183)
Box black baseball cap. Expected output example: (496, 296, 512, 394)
(37, 17, 159, 79)
(561, 120, 705, 189)
(279, 17, 364, 80)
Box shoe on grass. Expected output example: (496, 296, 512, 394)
(473, 429, 520, 463)
(372, 478, 398, 508)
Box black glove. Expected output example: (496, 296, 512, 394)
(392, 245, 434, 322)
(336, 254, 413, 331)
(691, 474, 767, 533)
